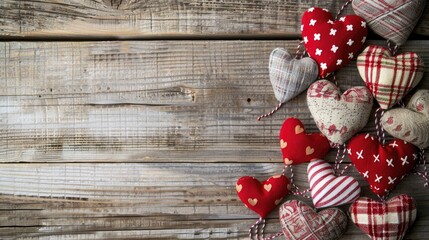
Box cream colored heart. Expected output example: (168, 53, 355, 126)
(248, 198, 258, 206)
(264, 184, 272, 192)
(306, 146, 315, 155)
(295, 125, 304, 134)
(236, 184, 243, 193)
(280, 139, 288, 149)
(284, 158, 294, 165)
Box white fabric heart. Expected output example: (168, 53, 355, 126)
(269, 48, 319, 103)
(307, 80, 373, 144)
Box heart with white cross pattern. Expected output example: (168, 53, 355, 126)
(301, 7, 368, 78)
(348, 133, 417, 196)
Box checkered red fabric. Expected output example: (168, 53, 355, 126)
(352, 0, 426, 45)
(350, 195, 417, 240)
(357, 45, 425, 110)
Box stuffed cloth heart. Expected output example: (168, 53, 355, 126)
(357, 45, 425, 109)
(269, 48, 319, 103)
(352, 0, 426, 46)
(279, 118, 331, 165)
(308, 159, 360, 208)
(236, 175, 290, 218)
(302, 7, 368, 78)
(350, 195, 417, 240)
(307, 80, 373, 144)
(348, 134, 417, 196)
(382, 90, 429, 149)
(279, 200, 347, 240)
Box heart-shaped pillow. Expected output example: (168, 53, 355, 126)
(302, 7, 368, 78)
(236, 175, 290, 218)
(348, 134, 417, 196)
(352, 0, 426, 45)
(279, 200, 347, 240)
(357, 45, 425, 109)
(307, 80, 373, 144)
(350, 195, 417, 240)
(269, 48, 319, 103)
(382, 90, 429, 149)
(280, 118, 331, 165)
(308, 159, 360, 208)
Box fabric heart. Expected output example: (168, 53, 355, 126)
(269, 48, 319, 103)
(301, 7, 368, 78)
(348, 134, 417, 196)
(307, 80, 373, 144)
(236, 175, 290, 218)
(279, 200, 347, 240)
(280, 118, 330, 165)
(352, 0, 426, 46)
(382, 90, 429, 149)
(308, 159, 360, 208)
(357, 45, 425, 109)
(350, 195, 417, 240)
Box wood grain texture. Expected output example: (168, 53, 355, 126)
(0, 0, 428, 38)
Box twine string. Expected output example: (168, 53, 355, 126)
(375, 108, 386, 145)
(249, 218, 263, 239)
(387, 40, 399, 56)
(335, 0, 353, 20)
(257, 102, 283, 121)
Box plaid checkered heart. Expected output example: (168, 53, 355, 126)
(269, 48, 319, 103)
(307, 80, 373, 144)
(352, 0, 426, 45)
(348, 134, 417, 196)
(357, 45, 425, 110)
(279, 200, 347, 240)
(382, 90, 429, 149)
(350, 195, 417, 240)
(302, 7, 368, 78)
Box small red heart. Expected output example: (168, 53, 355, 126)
(302, 7, 368, 78)
(236, 175, 290, 218)
(348, 134, 417, 196)
(280, 118, 330, 165)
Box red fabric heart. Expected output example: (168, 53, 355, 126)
(280, 118, 330, 165)
(236, 175, 290, 218)
(350, 195, 417, 240)
(302, 7, 368, 78)
(348, 134, 417, 196)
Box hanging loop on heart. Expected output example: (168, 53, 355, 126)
(283, 165, 311, 198)
(335, 0, 354, 20)
(375, 108, 386, 145)
(412, 148, 429, 188)
(257, 102, 283, 121)
(387, 40, 399, 56)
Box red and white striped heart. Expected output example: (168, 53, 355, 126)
(307, 159, 360, 208)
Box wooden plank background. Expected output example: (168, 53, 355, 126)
(0, 1, 429, 239)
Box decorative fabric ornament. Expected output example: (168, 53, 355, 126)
(236, 175, 290, 218)
(350, 195, 417, 240)
(301, 7, 368, 78)
(307, 80, 373, 144)
(279, 118, 331, 165)
(308, 159, 360, 208)
(269, 48, 319, 103)
(357, 45, 425, 110)
(279, 200, 347, 240)
(382, 90, 429, 149)
(348, 134, 417, 196)
(352, 0, 426, 46)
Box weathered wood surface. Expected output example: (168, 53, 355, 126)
(0, 40, 429, 239)
(0, 0, 428, 38)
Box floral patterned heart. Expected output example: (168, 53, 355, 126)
(307, 80, 373, 144)
(269, 48, 319, 103)
(352, 0, 426, 45)
(279, 118, 331, 165)
(357, 45, 425, 110)
(301, 7, 368, 78)
(382, 90, 429, 149)
(280, 200, 347, 240)
(348, 134, 417, 196)
(350, 195, 417, 240)
(236, 175, 290, 218)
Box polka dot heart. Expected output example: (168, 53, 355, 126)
(302, 7, 368, 78)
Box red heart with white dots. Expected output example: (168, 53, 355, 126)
(302, 7, 368, 78)
(236, 175, 290, 218)
(348, 134, 417, 196)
